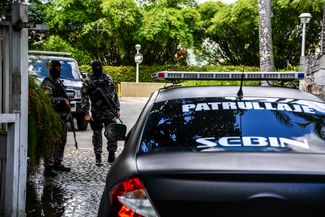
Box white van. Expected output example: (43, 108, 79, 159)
(28, 50, 88, 131)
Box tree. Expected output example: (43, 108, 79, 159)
(200, 0, 323, 68)
(28, 0, 325, 67)
(203, 0, 259, 66)
(137, 5, 199, 65)
(258, 0, 274, 73)
(99, 0, 142, 65)
(136, 0, 198, 8)
(272, 0, 323, 67)
(28, 76, 64, 172)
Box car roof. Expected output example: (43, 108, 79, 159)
(29, 55, 76, 62)
(153, 85, 324, 103)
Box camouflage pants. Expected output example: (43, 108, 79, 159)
(46, 122, 67, 167)
(90, 117, 117, 156)
(53, 122, 68, 165)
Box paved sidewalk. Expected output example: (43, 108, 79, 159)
(26, 97, 148, 217)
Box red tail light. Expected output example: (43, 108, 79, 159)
(109, 177, 158, 217)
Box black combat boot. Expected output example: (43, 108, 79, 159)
(53, 163, 71, 172)
(44, 166, 58, 177)
(108, 151, 116, 163)
(96, 154, 103, 166)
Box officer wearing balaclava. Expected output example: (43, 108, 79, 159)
(80, 59, 120, 166)
(49, 59, 62, 80)
(41, 59, 71, 177)
(92, 59, 103, 76)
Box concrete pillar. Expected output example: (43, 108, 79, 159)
(3, 3, 29, 217)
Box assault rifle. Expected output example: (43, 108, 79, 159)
(55, 79, 78, 149)
(68, 111, 78, 149)
(96, 88, 127, 142)
(87, 77, 123, 123)
(92, 87, 123, 124)
(60, 80, 78, 149)
(87, 79, 126, 142)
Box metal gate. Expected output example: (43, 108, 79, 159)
(0, 3, 29, 217)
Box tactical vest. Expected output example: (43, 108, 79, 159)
(88, 74, 116, 109)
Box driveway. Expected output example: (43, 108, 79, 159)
(26, 97, 148, 217)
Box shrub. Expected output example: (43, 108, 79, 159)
(28, 76, 64, 173)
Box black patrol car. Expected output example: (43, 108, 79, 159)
(98, 71, 325, 217)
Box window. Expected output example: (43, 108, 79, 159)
(28, 58, 81, 81)
(140, 97, 325, 154)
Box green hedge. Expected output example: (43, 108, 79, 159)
(79, 65, 301, 87)
(79, 65, 261, 84)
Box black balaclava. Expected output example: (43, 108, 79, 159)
(92, 60, 103, 76)
(49, 60, 61, 80)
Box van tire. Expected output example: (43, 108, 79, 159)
(76, 115, 88, 131)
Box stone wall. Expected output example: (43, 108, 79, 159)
(120, 82, 172, 97)
(300, 56, 325, 100)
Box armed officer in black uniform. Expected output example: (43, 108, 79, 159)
(81, 60, 120, 166)
(41, 60, 71, 177)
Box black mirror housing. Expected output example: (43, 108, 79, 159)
(104, 123, 127, 142)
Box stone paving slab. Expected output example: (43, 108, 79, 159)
(26, 98, 148, 217)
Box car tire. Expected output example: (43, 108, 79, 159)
(76, 115, 88, 131)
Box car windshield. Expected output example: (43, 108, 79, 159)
(140, 97, 325, 154)
(28, 58, 81, 81)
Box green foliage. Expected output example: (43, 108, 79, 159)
(101, 0, 141, 31)
(28, 0, 49, 49)
(203, 0, 259, 66)
(202, 0, 325, 68)
(29, 0, 325, 69)
(139, 7, 193, 46)
(38, 35, 92, 64)
(31, 0, 203, 66)
(0, 0, 11, 20)
(42, 0, 104, 63)
(271, 0, 325, 68)
(100, 0, 142, 65)
(28, 76, 64, 173)
(135, 3, 202, 65)
(81, 64, 300, 88)
(45, 0, 102, 39)
(41, 35, 73, 51)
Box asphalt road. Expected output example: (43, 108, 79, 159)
(26, 97, 149, 217)
(67, 97, 148, 149)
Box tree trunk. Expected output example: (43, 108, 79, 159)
(258, 0, 274, 85)
(321, 3, 325, 55)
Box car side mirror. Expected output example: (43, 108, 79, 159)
(104, 123, 127, 142)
